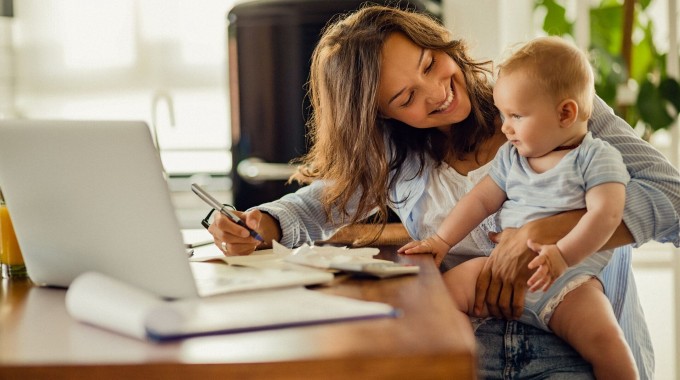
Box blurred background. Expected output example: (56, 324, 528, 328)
(0, 0, 677, 378)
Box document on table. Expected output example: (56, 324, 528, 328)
(65, 271, 398, 341)
(181, 228, 214, 248)
(189, 241, 383, 266)
(189, 241, 419, 278)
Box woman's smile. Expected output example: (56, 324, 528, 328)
(431, 81, 455, 114)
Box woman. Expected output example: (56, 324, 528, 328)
(209, 5, 680, 378)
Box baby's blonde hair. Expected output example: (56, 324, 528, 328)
(498, 36, 594, 120)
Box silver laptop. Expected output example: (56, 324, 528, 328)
(0, 119, 332, 299)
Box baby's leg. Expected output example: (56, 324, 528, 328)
(442, 257, 489, 316)
(548, 278, 638, 380)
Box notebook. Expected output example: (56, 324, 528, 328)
(0, 119, 333, 299)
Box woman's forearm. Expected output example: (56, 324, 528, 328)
(526, 209, 634, 251)
(257, 211, 282, 249)
(590, 96, 680, 245)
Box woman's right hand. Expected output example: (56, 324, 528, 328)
(207, 209, 268, 256)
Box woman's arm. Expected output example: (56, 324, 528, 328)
(589, 96, 680, 245)
(526, 209, 635, 251)
(208, 179, 367, 255)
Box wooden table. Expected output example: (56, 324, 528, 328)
(0, 246, 476, 379)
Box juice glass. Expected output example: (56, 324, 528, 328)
(0, 203, 27, 278)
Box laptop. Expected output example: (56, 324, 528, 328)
(0, 119, 332, 299)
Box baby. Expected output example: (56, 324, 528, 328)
(400, 36, 638, 379)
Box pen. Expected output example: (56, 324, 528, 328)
(190, 183, 265, 242)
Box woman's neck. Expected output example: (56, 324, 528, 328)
(447, 129, 507, 176)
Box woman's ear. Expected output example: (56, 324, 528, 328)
(557, 99, 578, 128)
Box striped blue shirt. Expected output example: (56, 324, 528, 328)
(255, 96, 680, 379)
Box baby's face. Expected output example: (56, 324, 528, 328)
(493, 71, 565, 158)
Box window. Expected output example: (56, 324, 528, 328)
(9, 0, 235, 177)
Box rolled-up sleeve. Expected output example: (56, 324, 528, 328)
(589, 96, 680, 246)
(253, 180, 364, 248)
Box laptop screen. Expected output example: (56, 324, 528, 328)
(0, 120, 198, 298)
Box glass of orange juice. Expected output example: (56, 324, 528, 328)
(0, 189, 27, 279)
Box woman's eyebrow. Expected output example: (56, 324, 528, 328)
(387, 47, 425, 106)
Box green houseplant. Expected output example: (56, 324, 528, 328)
(535, 0, 680, 139)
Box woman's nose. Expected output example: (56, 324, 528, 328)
(425, 80, 447, 104)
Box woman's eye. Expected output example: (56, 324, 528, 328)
(425, 56, 436, 74)
(400, 92, 414, 107)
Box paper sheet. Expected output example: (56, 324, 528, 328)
(65, 271, 398, 341)
(65, 271, 163, 339)
(145, 286, 398, 341)
(190, 241, 388, 272)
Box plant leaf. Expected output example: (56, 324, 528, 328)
(637, 79, 675, 131)
(630, 22, 656, 81)
(638, 0, 653, 9)
(590, 5, 622, 55)
(659, 77, 680, 113)
(540, 0, 572, 35)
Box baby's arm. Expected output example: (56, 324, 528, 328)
(399, 176, 506, 266)
(527, 181, 626, 291)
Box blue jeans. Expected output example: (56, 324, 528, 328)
(475, 319, 594, 379)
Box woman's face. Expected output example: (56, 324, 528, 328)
(377, 32, 472, 132)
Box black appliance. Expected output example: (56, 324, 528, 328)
(228, 0, 429, 210)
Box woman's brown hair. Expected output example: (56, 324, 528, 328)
(291, 5, 498, 241)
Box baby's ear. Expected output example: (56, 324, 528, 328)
(557, 99, 578, 128)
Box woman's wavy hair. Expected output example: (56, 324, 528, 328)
(290, 4, 498, 238)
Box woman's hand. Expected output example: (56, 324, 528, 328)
(208, 209, 271, 256)
(473, 227, 536, 320)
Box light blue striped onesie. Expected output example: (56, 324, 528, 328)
(488, 132, 630, 330)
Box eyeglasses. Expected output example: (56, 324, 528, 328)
(201, 203, 236, 229)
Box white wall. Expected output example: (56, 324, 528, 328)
(441, 0, 534, 62)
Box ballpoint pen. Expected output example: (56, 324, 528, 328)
(190, 183, 265, 242)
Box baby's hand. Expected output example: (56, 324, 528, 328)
(398, 235, 450, 266)
(526, 240, 568, 292)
